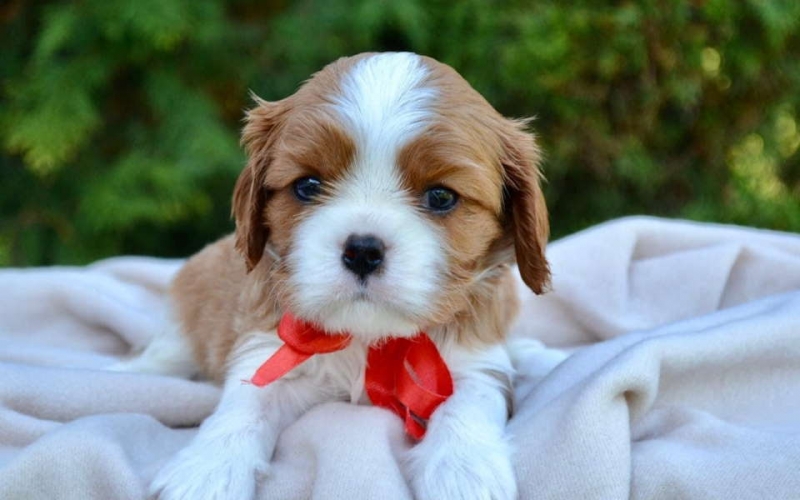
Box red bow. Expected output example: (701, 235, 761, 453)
(250, 313, 453, 440)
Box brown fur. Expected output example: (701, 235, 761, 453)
(173, 54, 549, 379)
(170, 236, 268, 381)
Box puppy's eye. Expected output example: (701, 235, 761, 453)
(423, 186, 459, 213)
(293, 176, 323, 203)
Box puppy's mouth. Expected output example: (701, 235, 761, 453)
(353, 287, 369, 301)
(351, 284, 424, 315)
(296, 291, 425, 340)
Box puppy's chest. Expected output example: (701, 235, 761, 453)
(301, 342, 370, 404)
(295, 335, 462, 407)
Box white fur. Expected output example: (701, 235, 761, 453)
(288, 199, 445, 341)
(109, 320, 197, 378)
(332, 52, 436, 161)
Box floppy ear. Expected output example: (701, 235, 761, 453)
(232, 95, 287, 271)
(500, 120, 551, 294)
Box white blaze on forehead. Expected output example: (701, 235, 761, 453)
(331, 52, 436, 197)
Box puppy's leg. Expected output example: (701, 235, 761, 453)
(109, 322, 198, 379)
(406, 344, 518, 500)
(150, 332, 331, 500)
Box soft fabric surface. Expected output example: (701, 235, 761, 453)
(1, 216, 799, 500)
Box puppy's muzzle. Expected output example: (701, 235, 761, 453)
(342, 234, 385, 280)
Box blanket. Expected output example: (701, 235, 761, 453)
(1, 216, 799, 499)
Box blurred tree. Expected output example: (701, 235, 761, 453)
(1, 0, 799, 266)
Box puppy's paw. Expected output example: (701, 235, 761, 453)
(405, 433, 517, 500)
(149, 434, 268, 500)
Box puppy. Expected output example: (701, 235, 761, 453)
(122, 52, 549, 500)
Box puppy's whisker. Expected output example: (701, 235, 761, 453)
(264, 244, 281, 262)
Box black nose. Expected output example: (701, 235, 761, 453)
(342, 234, 385, 280)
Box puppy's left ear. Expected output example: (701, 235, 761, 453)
(500, 120, 551, 294)
(232, 95, 289, 271)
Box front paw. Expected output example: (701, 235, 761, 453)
(150, 435, 268, 500)
(405, 434, 517, 500)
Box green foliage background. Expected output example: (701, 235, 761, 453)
(2, 0, 799, 266)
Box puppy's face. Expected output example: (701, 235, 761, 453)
(233, 53, 549, 342)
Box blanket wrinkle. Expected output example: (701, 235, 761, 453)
(2, 216, 800, 500)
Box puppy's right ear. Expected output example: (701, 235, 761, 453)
(233, 95, 288, 271)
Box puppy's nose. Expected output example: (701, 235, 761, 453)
(342, 234, 385, 280)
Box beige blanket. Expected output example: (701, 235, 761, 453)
(1, 217, 799, 500)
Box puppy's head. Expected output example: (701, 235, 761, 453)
(233, 53, 549, 342)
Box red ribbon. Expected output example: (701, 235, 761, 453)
(250, 314, 352, 386)
(250, 313, 453, 439)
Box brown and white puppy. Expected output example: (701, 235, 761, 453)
(121, 52, 549, 500)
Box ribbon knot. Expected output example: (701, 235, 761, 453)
(250, 313, 453, 440)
